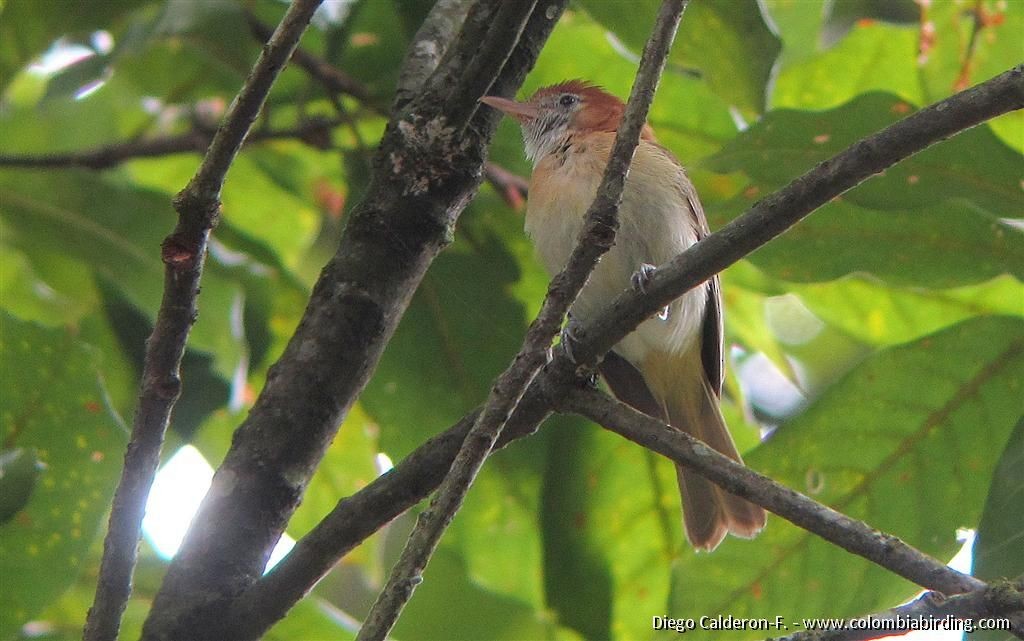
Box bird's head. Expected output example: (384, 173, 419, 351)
(481, 80, 656, 163)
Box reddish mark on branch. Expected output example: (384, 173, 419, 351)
(83, 400, 101, 414)
(161, 236, 199, 268)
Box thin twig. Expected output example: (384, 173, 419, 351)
(484, 160, 529, 209)
(0, 118, 340, 169)
(774, 580, 1024, 641)
(354, 2, 688, 640)
(243, 7, 375, 106)
(558, 385, 983, 595)
(82, 3, 325, 641)
(231, 65, 1023, 624)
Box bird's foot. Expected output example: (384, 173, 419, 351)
(560, 320, 599, 386)
(631, 263, 670, 321)
(560, 319, 582, 365)
(630, 263, 656, 293)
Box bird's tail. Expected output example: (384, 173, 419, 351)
(644, 350, 767, 551)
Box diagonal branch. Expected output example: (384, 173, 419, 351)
(243, 8, 375, 106)
(774, 579, 1024, 641)
(82, 2, 326, 641)
(355, 2, 689, 639)
(557, 384, 983, 595)
(236, 65, 1023, 621)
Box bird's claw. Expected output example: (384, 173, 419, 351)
(630, 263, 657, 293)
(631, 263, 670, 321)
(560, 320, 582, 365)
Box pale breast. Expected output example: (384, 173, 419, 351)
(524, 135, 708, 364)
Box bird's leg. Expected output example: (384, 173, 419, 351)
(631, 263, 670, 321)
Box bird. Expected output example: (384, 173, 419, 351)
(481, 80, 766, 551)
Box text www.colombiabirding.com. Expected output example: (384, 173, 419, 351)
(652, 614, 1013, 634)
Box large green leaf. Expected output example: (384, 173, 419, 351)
(773, 20, 924, 110)
(576, 0, 780, 115)
(0, 0, 142, 92)
(793, 275, 1024, 346)
(0, 315, 127, 637)
(0, 169, 247, 379)
(974, 418, 1024, 582)
(707, 92, 1024, 215)
(972, 419, 1024, 641)
(770, 11, 1023, 152)
(667, 316, 1024, 637)
(392, 548, 565, 641)
(708, 196, 1024, 288)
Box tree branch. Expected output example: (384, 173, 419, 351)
(82, 2, 325, 641)
(243, 8, 375, 106)
(355, 2, 688, 639)
(395, 0, 475, 111)
(139, 2, 568, 639)
(557, 385, 983, 595)
(0, 118, 340, 170)
(229, 65, 1023, 626)
(774, 580, 1024, 641)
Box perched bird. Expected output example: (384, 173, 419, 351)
(481, 80, 766, 551)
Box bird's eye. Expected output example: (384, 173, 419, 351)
(558, 94, 578, 107)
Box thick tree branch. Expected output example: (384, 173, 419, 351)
(355, 2, 688, 639)
(139, 2, 568, 640)
(82, 3, 325, 641)
(234, 65, 1024, 622)
(775, 580, 1024, 641)
(395, 0, 475, 111)
(558, 385, 983, 595)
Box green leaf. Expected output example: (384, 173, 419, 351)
(540, 419, 616, 640)
(708, 92, 1024, 215)
(668, 316, 1024, 636)
(0, 449, 43, 525)
(0, 315, 127, 637)
(709, 197, 1024, 288)
(971, 419, 1024, 641)
(264, 597, 356, 641)
(0, 0, 140, 92)
(761, 0, 827, 66)
(393, 548, 561, 641)
(361, 194, 531, 460)
(773, 21, 924, 109)
(821, 0, 918, 47)
(974, 418, 1024, 582)
(576, 0, 781, 115)
(794, 275, 1024, 346)
(0, 169, 248, 379)
(539, 416, 682, 641)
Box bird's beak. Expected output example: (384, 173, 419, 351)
(479, 96, 539, 122)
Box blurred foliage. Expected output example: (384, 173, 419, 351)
(1, 1, 1022, 640)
